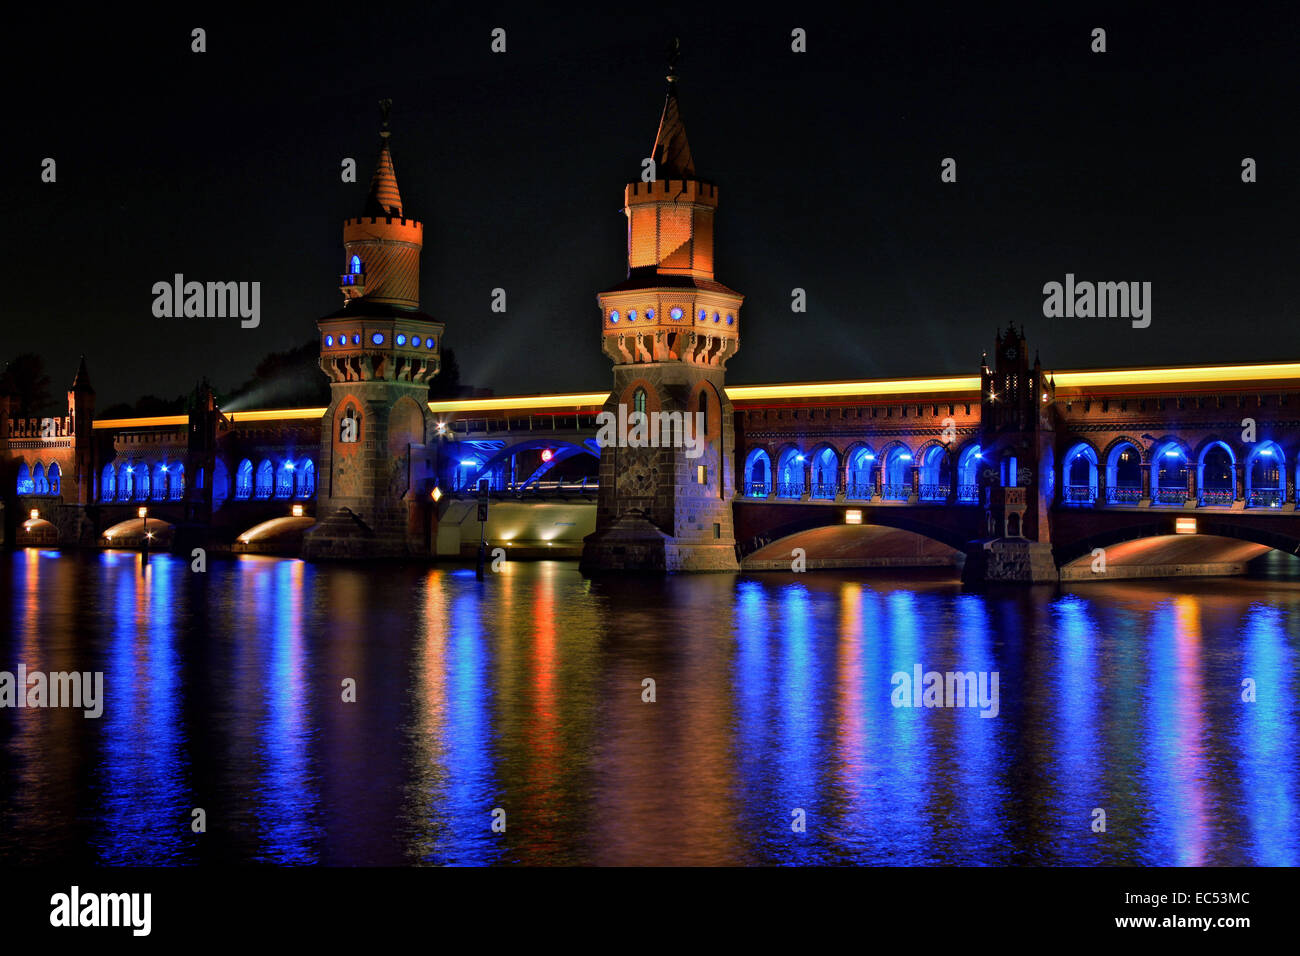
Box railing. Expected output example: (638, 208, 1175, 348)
(776, 481, 805, 498)
(844, 481, 873, 500)
(1154, 488, 1189, 504)
(1064, 485, 1096, 504)
(810, 482, 838, 500)
(957, 484, 979, 503)
(1248, 489, 1282, 508)
(882, 483, 910, 501)
(1107, 486, 1142, 504)
(1199, 489, 1234, 506)
(744, 481, 769, 497)
(919, 484, 949, 502)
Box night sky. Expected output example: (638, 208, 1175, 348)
(7, 3, 1298, 408)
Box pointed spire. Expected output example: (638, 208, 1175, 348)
(71, 355, 93, 393)
(365, 98, 403, 218)
(651, 38, 695, 180)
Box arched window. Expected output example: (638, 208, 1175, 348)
(633, 388, 647, 416)
(743, 449, 772, 497)
(1152, 441, 1189, 504)
(956, 444, 982, 502)
(48, 462, 61, 495)
(350, 254, 362, 275)
(275, 460, 294, 498)
(1062, 442, 1099, 504)
(117, 462, 134, 501)
(1199, 442, 1235, 506)
(33, 463, 48, 495)
(882, 447, 913, 500)
(196, 467, 205, 490)
(1106, 442, 1142, 504)
(846, 445, 876, 499)
(1246, 442, 1283, 507)
(776, 448, 806, 498)
(296, 459, 316, 498)
(152, 463, 168, 501)
(235, 459, 253, 499)
(698, 390, 708, 420)
(101, 463, 116, 502)
(810, 446, 839, 499)
(254, 460, 274, 499)
(135, 463, 151, 501)
(16, 462, 33, 496)
(918, 446, 951, 501)
(169, 463, 185, 500)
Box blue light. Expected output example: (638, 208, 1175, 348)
(610, 311, 620, 323)
(713, 312, 720, 323)
(698, 309, 707, 322)
(350, 254, 362, 275)
(865, 453, 875, 461)
(352, 333, 360, 345)
(372, 332, 384, 345)
(411, 336, 422, 347)
(670, 307, 683, 321)
(628, 310, 637, 321)
(325, 335, 334, 347)
(901, 453, 913, 461)
(647, 309, 655, 320)
(396, 333, 407, 346)
(285, 462, 294, 471)
(795, 454, 805, 462)
(727, 314, 735, 324)
(426, 338, 435, 349)
(1260, 449, 1274, 457)
(459, 459, 478, 467)
(1165, 450, 1181, 458)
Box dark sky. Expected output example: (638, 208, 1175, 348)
(7, 3, 1298, 408)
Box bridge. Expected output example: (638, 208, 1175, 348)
(6, 329, 1300, 581)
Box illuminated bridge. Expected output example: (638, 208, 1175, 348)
(6, 329, 1300, 582)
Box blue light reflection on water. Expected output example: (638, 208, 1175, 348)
(1, 551, 1298, 866)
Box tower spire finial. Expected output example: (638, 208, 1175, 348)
(379, 98, 392, 138)
(666, 37, 681, 84)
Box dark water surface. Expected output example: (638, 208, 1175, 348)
(1, 549, 1296, 865)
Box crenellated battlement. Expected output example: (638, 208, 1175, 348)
(624, 178, 718, 206)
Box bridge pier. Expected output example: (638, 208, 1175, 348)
(961, 538, 1058, 584)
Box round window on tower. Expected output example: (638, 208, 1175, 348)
(411, 335, 422, 348)
(727, 314, 735, 325)
(712, 312, 720, 323)
(371, 332, 384, 345)
(670, 307, 682, 321)
(351, 333, 361, 345)
(325, 335, 334, 347)
(628, 309, 638, 322)
(396, 333, 407, 346)
(698, 309, 707, 322)
(610, 310, 620, 324)
(427, 337, 435, 349)
(647, 308, 655, 320)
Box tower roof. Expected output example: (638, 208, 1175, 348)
(71, 355, 93, 393)
(650, 42, 695, 180)
(364, 99, 403, 218)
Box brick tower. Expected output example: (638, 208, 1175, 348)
(961, 325, 1058, 583)
(302, 101, 444, 558)
(581, 48, 743, 572)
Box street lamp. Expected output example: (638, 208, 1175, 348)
(137, 506, 149, 561)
